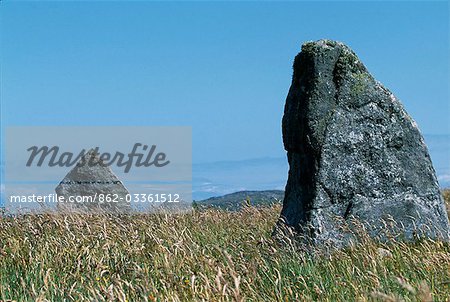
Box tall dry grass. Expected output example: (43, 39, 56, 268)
(0, 199, 449, 301)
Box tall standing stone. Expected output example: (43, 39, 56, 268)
(280, 40, 450, 244)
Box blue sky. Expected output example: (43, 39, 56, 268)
(1, 1, 449, 163)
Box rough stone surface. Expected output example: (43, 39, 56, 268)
(56, 149, 130, 213)
(280, 40, 450, 245)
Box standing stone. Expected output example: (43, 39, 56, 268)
(280, 40, 450, 245)
(56, 149, 130, 213)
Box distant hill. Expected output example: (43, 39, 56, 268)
(195, 190, 284, 211)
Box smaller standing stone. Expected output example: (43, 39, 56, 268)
(56, 149, 130, 213)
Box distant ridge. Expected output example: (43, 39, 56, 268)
(195, 190, 284, 211)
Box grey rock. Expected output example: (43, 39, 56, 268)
(279, 39, 450, 245)
(56, 149, 130, 213)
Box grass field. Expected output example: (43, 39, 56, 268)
(0, 193, 449, 301)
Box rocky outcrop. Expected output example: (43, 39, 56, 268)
(279, 40, 450, 245)
(56, 149, 130, 213)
